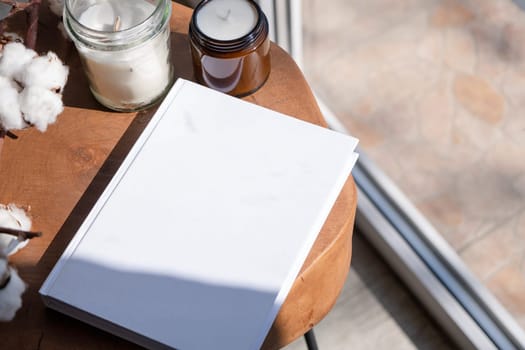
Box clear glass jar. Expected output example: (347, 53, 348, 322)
(64, 0, 174, 111)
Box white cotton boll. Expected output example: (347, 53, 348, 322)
(19, 87, 64, 132)
(0, 32, 24, 49)
(48, 0, 64, 17)
(18, 52, 69, 92)
(0, 43, 37, 79)
(0, 77, 9, 89)
(0, 83, 26, 131)
(0, 263, 26, 322)
(5, 204, 31, 232)
(4, 33, 23, 43)
(0, 204, 31, 256)
(0, 211, 19, 254)
(0, 75, 20, 91)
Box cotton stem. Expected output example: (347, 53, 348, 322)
(24, 0, 40, 50)
(0, 226, 42, 240)
(0, 0, 41, 49)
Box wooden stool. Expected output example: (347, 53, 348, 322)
(0, 3, 357, 349)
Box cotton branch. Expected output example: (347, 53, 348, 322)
(24, 0, 40, 50)
(0, 123, 19, 139)
(0, 226, 42, 240)
(0, 265, 10, 289)
(0, 0, 32, 16)
(0, 0, 41, 49)
(0, 128, 18, 139)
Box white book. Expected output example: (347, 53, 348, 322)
(40, 79, 359, 350)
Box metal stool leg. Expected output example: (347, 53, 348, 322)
(304, 328, 319, 350)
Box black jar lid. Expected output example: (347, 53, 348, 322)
(189, 0, 268, 54)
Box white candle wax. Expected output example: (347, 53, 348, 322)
(78, 1, 153, 31)
(196, 0, 258, 41)
(76, 0, 172, 109)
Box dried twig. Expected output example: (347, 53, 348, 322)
(0, 226, 42, 240)
(0, 20, 6, 37)
(0, 127, 18, 139)
(0, 0, 32, 15)
(24, 0, 40, 49)
(0, 0, 41, 49)
(0, 267, 10, 289)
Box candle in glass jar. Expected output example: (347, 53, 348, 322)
(189, 0, 270, 97)
(64, 0, 173, 111)
(195, 0, 258, 41)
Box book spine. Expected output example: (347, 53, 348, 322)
(39, 79, 188, 296)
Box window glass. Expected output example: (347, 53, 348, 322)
(303, 0, 525, 329)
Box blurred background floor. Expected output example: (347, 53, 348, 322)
(300, 0, 525, 341)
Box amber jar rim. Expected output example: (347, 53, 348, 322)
(189, 0, 268, 54)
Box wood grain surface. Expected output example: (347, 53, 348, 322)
(0, 2, 357, 349)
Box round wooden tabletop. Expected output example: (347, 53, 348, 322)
(0, 3, 356, 349)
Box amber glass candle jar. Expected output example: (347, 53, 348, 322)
(189, 0, 270, 97)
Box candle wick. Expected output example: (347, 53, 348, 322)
(217, 9, 231, 21)
(113, 16, 121, 32)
